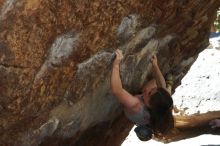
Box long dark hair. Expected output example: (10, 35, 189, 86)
(149, 88, 174, 135)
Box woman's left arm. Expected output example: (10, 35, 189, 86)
(151, 55, 166, 89)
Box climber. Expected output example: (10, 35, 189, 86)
(111, 49, 174, 141)
(209, 119, 220, 129)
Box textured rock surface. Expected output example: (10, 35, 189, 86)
(0, 0, 220, 146)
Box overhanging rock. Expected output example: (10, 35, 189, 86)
(0, 0, 220, 146)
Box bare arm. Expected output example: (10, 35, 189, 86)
(151, 55, 166, 89)
(111, 50, 140, 109)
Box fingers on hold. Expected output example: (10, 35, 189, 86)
(118, 51, 123, 57)
(152, 55, 156, 60)
(120, 52, 124, 58)
(115, 49, 122, 55)
(151, 56, 154, 60)
(115, 50, 119, 56)
(118, 50, 122, 55)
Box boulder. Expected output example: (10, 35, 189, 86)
(0, 0, 220, 145)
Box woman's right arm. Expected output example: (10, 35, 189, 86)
(111, 50, 140, 108)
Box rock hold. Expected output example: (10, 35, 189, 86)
(0, 0, 17, 21)
(33, 32, 80, 88)
(117, 14, 139, 44)
(21, 118, 59, 146)
(38, 118, 59, 138)
(48, 32, 80, 67)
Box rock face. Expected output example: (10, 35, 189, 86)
(0, 0, 220, 146)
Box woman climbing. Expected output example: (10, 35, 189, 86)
(111, 49, 174, 141)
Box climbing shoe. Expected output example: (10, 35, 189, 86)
(166, 73, 174, 87)
(134, 125, 153, 141)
